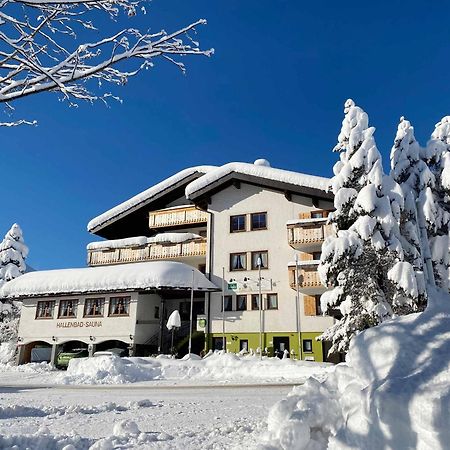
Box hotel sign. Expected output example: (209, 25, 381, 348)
(56, 320, 103, 328)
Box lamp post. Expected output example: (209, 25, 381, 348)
(257, 255, 263, 361)
(295, 253, 303, 361)
(188, 269, 195, 355)
(222, 266, 226, 351)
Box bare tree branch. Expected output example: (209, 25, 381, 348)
(0, 0, 213, 124)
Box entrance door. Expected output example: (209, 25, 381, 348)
(212, 337, 225, 351)
(239, 339, 248, 352)
(273, 337, 290, 358)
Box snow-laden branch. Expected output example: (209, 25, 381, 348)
(0, 0, 212, 123)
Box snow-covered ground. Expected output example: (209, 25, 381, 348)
(0, 352, 331, 449)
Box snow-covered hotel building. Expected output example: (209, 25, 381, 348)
(5, 159, 338, 363)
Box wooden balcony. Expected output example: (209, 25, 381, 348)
(287, 218, 334, 252)
(88, 238, 207, 266)
(149, 206, 208, 229)
(288, 261, 326, 294)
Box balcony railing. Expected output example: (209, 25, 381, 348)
(288, 261, 325, 292)
(88, 239, 207, 266)
(149, 206, 208, 229)
(287, 218, 334, 250)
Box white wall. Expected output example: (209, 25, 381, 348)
(208, 183, 334, 334)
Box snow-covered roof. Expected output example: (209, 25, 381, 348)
(185, 161, 331, 200)
(0, 261, 219, 298)
(87, 166, 216, 234)
(87, 233, 203, 251)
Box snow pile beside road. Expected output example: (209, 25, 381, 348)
(261, 287, 450, 449)
(60, 355, 162, 384)
(60, 352, 331, 385)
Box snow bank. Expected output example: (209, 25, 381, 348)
(0, 261, 218, 298)
(261, 287, 450, 449)
(59, 352, 331, 385)
(88, 166, 215, 232)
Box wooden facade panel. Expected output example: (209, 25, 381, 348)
(304, 295, 317, 316)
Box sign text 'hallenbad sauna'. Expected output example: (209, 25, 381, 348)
(56, 320, 103, 328)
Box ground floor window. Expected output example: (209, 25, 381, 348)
(222, 295, 232, 312)
(303, 339, 313, 353)
(266, 293, 278, 310)
(58, 299, 78, 318)
(109, 296, 131, 316)
(84, 298, 105, 317)
(36, 301, 55, 319)
(237, 295, 247, 311)
(212, 337, 225, 351)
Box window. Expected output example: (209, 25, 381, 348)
(84, 298, 105, 317)
(230, 253, 247, 271)
(312, 251, 322, 261)
(212, 337, 225, 351)
(236, 295, 247, 311)
(250, 212, 267, 230)
(36, 301, 55, 319)
(311, 211, 324, 219)
(251, 294, 261, 310)
(266, 293, 278, 310)
(58, 300, 78, 318)
(303, 339, 313, 353)
(154, 306, 160, 319)
(109, 296, 130, 316)
(315, 295, 323, 315)
(230, 215, 246, 232)
(222, 295, 233, 312)
(251, 251, 268, 269)
(198, 264, 206, 274)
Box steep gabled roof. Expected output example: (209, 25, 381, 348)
(185, 161, 332, 201)
(87, 166, 216, 235)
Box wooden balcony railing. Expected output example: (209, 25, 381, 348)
(149, 206, 208, 229)
(289, 263, 324, 291)
(88, 239, 207, 266)
(287, 219, 334, 248)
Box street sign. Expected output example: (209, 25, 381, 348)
(227, 282, 238, 290)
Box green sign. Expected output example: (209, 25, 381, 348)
(227, 282, 238, 290)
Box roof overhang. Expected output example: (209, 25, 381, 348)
(88, 166, 216, 237)
(0, 261, 219, 299)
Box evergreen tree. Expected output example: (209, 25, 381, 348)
(420, 117, 450, 289)
(0, 223, 28, 343)
(319, 100, 420, 354)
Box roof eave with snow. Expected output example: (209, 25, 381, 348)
(0, 261, 220, 299)
(87, 166, 216, 235)
(185, 163, 333, 202)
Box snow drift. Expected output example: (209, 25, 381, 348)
(261, 287, 450, 449)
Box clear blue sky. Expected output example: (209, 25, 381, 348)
(2, 1, 450, 270)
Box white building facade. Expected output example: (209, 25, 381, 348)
(6, 159, 338, 363)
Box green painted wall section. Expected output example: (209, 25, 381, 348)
(207, 331, 325, 362)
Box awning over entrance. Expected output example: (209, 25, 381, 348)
(0, 261, 219, 299)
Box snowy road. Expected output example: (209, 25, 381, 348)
(0, 383, 293, 449)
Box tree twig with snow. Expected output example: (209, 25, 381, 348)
(0, 0, 212, 124)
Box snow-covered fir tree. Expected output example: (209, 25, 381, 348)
(390, 117, 431, 303)
(0, 223, 28, 343)
(420, 117, 450, 290)
(318, 100, 421, 354)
